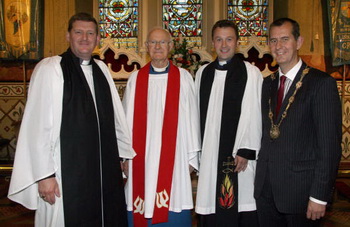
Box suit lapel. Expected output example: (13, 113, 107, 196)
(270, 72, 279, 122)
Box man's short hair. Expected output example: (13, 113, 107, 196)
(269, 17, 300, 40)
(68, 12, 98, 34)
(212, 20, 239, 40)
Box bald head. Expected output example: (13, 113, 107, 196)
(146, 28, 172, 42)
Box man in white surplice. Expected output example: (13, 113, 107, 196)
(122, 28, 200, 227)
(8, 13, 135, 227)
(195, 20, 263, 227)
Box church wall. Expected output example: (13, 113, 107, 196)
(44, 0, 75, 57)
(76, 0, 93, 16)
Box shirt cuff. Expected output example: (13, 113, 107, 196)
(309, 197, 327, 205)
(236, 149, 256, 160)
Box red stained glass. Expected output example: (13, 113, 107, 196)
(162, 0, 202, 47)
(227, 0, 268, 38)
(99, 0, 138, 48)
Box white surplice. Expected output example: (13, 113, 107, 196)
(8, 56, 135, 227)
(195, 61, 263, 214)
(123, 66, 200, 218)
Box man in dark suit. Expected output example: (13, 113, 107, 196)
(254, 17, 342, 227)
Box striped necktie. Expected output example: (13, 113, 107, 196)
(275, 75, 286, 118)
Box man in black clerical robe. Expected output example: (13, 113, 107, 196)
(195, 19, 262, 227)
(8, 12, 135, 227)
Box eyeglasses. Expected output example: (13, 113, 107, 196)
(146, 40, 171, 47)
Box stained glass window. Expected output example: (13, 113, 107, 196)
(228, 0, 268, 44)
(163, 0, 202, 47)
(99, 0, 138, 49)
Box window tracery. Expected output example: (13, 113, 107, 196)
(162, 0, 203, 47)
(99, 0, 138, 49)
(228, 0, 269, 45)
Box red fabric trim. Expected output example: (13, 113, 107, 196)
(132, 62, 150, 227)
(132, 62, 180, 226)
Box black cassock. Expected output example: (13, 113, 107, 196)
(199, 56, 256, 227)
(59, 49, 127, 227)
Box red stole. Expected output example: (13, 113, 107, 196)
(132, 61, 180, 226)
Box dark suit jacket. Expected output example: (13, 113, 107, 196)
(254, 62, 342, 214)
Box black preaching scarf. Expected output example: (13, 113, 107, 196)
(199, 55, 251, 226)
(60, 48, 127, 227)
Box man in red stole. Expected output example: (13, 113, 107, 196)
(122, 27, 200, 227)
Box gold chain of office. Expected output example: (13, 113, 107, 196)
(268, 67, 309, 139)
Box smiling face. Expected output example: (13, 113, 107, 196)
(269, 22, 303, 73)
(66, 20, 100, 60)
(146, 28, 173, 67)
(212, 27, 238, 62)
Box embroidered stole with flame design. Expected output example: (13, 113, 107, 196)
(200, 56, 246, 226)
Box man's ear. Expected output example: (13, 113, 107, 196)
(66, 32, 70, 42)
(96, 34, 101, 45)
(168, 41, 174, 51)
(297, 36, 304, 50)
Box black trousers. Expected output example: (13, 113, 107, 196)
(255, 168, 320, 227)
(197, 210, 259, 227)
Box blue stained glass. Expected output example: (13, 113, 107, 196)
(99, 0, 139, 48)
(227, 0, 269, 38)
(162, 0, 203, 46)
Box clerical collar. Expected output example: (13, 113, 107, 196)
(150, 62, 170, 74)
(80, 59, 92, 66)
(219, 60, 227, 66)
(216, 58, 233, 70)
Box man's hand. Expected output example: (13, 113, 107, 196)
(189, 165, 195, 174)
(234, 155, 248, 173)
(38, 177, 60, 205)
(122, 160, 129, 178)
(306, 200, 326, 220)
